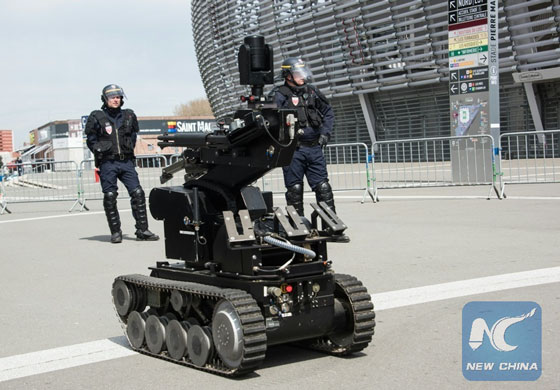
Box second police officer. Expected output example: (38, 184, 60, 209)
(85, 84, 159, 244)
(272, 58, 336, 215)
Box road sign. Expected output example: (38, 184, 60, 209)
(459, 79, 489, 94)
(449, 32, 488, 46)
(449, 52, 489, 69)
(459, 66, 488, 81)
(448, 0, 500, 182)
(449, 45, 488, 58)
(449, 23, 487, 38)
(449, 12, 457, 24)
(81, 115, 89, 130)
(458, 11, 487, 23)
(457, 4, 487, 23)
(451, 70, 459, 81)
(450, 83, 459, 95)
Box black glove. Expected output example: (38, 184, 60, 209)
(94, 152, 101, 168)
(318, 134, 330, 147)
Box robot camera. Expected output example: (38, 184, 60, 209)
(238, 36, 274, 98)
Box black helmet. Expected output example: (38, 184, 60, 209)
(281, 57, 312, 82)
(101, 84, 126, 106)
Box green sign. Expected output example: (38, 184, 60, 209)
(449, 45, 488, 57)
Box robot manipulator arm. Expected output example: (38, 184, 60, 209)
(159, 154, 207, 184)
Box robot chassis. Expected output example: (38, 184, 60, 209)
(111, 36, 376, 376)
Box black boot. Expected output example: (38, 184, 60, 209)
(130, 187, 159, 241)
(315, 181, 348, 242)
(104, 192, 122, 243)
(286, 183, 304, 216)
(315, 180, 336, 213)
(111, 231, 123, 244)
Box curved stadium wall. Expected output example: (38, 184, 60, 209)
(191, 0, 560, 145)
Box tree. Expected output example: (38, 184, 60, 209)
(173, 98, 213, 116)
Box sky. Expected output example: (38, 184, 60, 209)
(0, 0, 206, 149)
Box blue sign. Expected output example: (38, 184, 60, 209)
(81, 115, 89, 130)
(462, 301, 541, 381)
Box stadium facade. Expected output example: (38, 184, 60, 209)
(191, 0, 560, 146)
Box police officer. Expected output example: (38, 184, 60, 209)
(85, 84, 159, 244)
(272, 58, 336, 215)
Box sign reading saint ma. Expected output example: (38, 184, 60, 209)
(138, 118, 215, 135)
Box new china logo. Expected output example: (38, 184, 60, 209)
(462, 301, 541, 381)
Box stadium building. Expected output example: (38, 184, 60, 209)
(191, 0, 560, 146)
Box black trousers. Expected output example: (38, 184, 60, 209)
(98, 159, 140, 194)
(282, 145, 328, 190)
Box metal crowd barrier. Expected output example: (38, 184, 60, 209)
(169, 153, 182, 165)
(371, 135, 500, 199)
(0, 175, 10, 214)
(16, 131, 560, 215)
(259, 142, 375, 203)
(74, 155, 169, 211)
(498, 130, 560, 198)
(0, 161, 81, 213)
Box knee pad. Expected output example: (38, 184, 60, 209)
(315, 181, 332, 197)
(315, 181, 335, 210)
(286, 183, 304, 215)
(103, 191, 118, 208)
(286, 183, 304, 204)
(130, 186, 145, 200)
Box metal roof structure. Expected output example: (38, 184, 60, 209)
(191, 0, 560, 144)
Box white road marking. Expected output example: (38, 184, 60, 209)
(0, 339, 136, 383)
(373, 266, 560, 310)
(1, 266, 559, 382)
(0, 209, 131, 224)
(374, 195, 560, 200)
(292, 194, 560, 200)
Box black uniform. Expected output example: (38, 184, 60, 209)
(274, 83, 336, 214)
(85, 104, 158, 243)
(85, 107, 139, 193)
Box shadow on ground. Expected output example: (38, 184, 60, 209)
(80, 234, 138, 242)
(107, 334, 366, 380)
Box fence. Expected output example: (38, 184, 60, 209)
(0, 176, 10, 214)
(259, 143, 375, 203)
(1, 161, 81, 212)
(498, 130, 560, 197)
(2, 134, 560, 215)
(75, 155, 182, 211)
(371, 135, 501, 199)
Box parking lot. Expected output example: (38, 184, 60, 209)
(0, 184, 559, 389)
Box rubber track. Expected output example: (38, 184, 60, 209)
(113, 274, 267, 376)
(303, 273, 376, 355)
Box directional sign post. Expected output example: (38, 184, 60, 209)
(448, 0, 500, 183)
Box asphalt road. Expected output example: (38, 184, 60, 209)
(0, 184, 558, 389)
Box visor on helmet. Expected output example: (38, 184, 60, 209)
(102, 84, 126, 100)
(282, 59, 312, 82)
(291, 65, 312, 81)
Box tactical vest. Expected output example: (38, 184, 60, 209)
(89, 109, 136, 158)
(277, 85, 324, 129)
